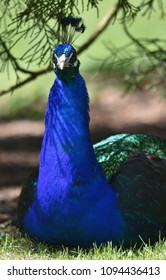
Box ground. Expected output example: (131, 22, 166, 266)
(0, 86, 166, 224)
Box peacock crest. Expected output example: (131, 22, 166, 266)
(60, 16, 86, 44)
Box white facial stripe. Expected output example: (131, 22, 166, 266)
(54, 52, 74, 62)
(66, 52, 73, 62)
(74, 60, 78, 67)
(53, 53, 59, 61)
(53, 52, 78, 68)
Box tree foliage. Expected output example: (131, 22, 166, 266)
(0, 0, 166, 96)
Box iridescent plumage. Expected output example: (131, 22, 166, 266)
(18, 18, 166, 247)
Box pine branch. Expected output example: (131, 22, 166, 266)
(0, 68, 48, 97)
(0, 0, 166, 96)
(0, 2, 122, 96)
(77, 1, 121, 55)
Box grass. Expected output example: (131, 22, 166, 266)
(0, 224, 166, 260)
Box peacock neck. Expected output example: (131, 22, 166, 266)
(37, 73, 102, 203)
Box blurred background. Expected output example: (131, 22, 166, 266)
(0, 0, 166, 223)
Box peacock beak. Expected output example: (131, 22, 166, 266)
(57, 54, 69, 70)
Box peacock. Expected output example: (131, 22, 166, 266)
(18, 17, 166, 248)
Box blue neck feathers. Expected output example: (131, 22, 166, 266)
(23, 54, 125, 247)
(37, 73, 106, 207)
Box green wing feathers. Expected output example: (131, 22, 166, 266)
(94, 133, 166, 241)
(94, 133, 166, 181)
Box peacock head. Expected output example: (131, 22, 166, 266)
(52, 44, 80, 81)
(52, 16, 85, 81)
